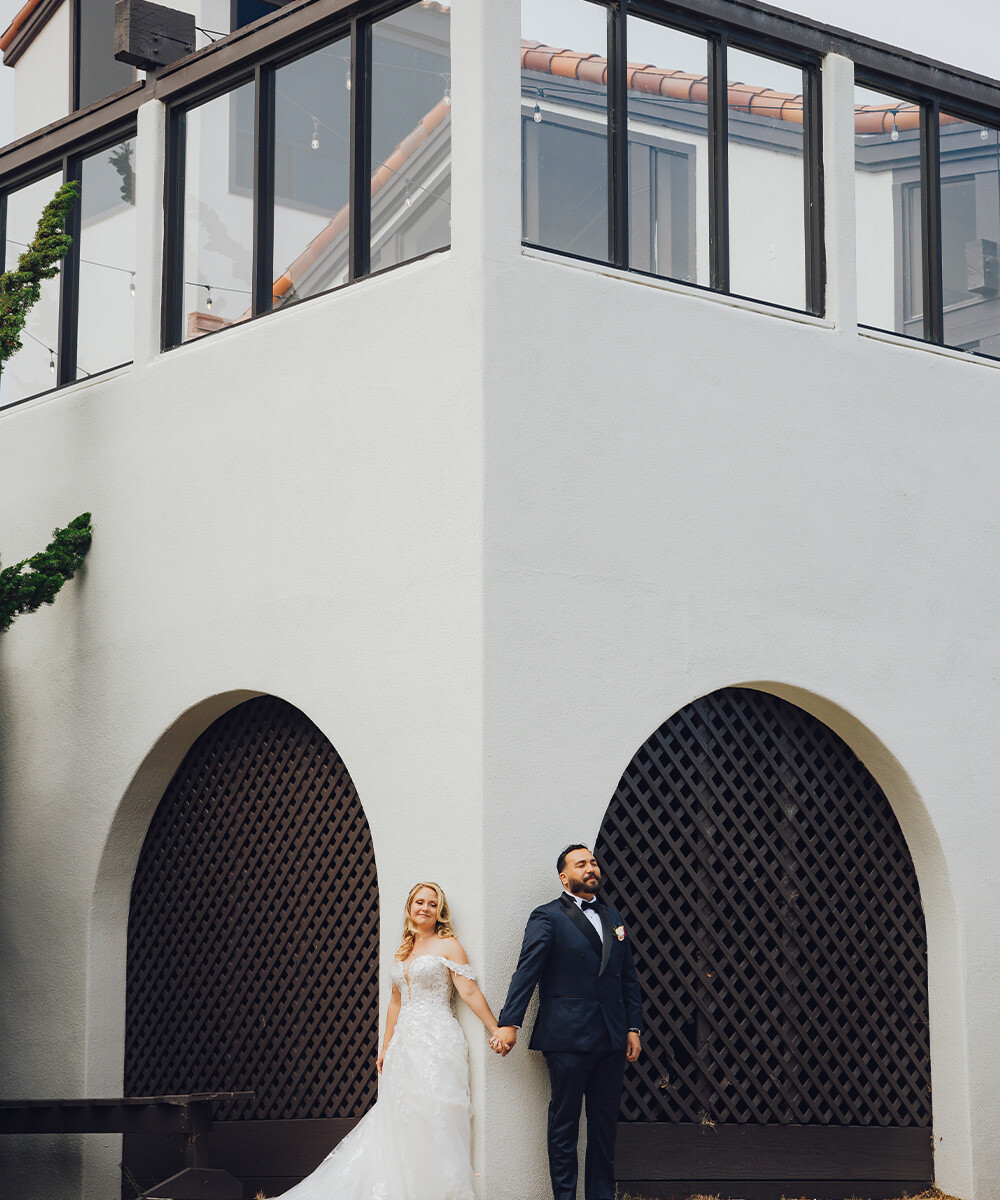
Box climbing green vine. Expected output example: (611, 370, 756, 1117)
(0, 514, 94, 635)
(0, 180, 80, 367)
(0, 183, 92, 634)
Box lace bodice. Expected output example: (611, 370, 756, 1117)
(391, 955, 475, 1014)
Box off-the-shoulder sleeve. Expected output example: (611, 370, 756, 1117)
(444, 958, 476, 981)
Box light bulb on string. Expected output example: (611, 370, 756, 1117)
(205, 285, 213, 311)
(49, 349, 55, 374)
(404, 184, 413, 209)
(443, 87, 451, 107)
(345, 70, 352, 91)
(982, 127, 991, 141)
(533, 100, 542, 124)
(311, 118, 320, 151)
(890, 112, 899, 142)
(129, 271, 136, 297)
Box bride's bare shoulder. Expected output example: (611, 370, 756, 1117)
(436, 935, 468, 965)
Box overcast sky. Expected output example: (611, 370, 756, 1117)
(1, 1, 998, 150)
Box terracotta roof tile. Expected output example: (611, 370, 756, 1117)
(1, 0, 45, 53)
(235, 95, 450, 317)
(854, 102, 921, 133)
(521, 38, 959, 133)
(523, 39, 806, 124)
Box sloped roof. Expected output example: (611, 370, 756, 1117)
(271, 95, 450, 302)
(522, 38, 925, 133)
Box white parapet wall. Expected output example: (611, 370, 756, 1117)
(0, 2, 998, 1199)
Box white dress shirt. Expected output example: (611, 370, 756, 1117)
(569, 891, 604, 943)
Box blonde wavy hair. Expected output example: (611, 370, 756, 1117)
(395, 881, 455, 961)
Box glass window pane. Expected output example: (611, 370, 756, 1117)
(855, 85, 922, 336)
(273, 36, 352, 306)
(521, 0, 609, 263)
(77, 139, 136, 378)
(727, 47, 806, 309)
(0, 171, 63, 407)
(78, 0, 133, 108)
(939, 113, 1000, 358)
(181, 84, 255, 342)
(626, 16, 708, 285)
(370, 2, 452, 273)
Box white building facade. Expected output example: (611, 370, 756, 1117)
(1, 1, 999, 1199)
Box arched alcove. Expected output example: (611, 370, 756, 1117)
(120, 695, 378, 1197)
(596, 685, 932, 1200)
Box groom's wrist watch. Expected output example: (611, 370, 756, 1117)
(628, 1027, 641, 1033)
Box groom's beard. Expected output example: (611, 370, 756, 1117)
(570, 879, 600, 896)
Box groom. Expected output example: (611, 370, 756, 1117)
(493, 845, 643, 1200)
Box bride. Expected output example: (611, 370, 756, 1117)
(264, 881, 503, 1200)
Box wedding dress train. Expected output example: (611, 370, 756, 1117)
(270, 955, 476, 1200)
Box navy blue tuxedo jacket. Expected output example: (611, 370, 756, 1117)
(498, 894, 644, 1052)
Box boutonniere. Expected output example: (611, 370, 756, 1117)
(614, 925, 625, 941)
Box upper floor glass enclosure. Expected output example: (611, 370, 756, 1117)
(2, 0, 1000, 410)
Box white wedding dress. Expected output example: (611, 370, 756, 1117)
(270, 954, 477, 1200)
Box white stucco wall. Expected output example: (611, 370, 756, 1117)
(1, 4, 1000, 1200)
(11, 0, 69, 135)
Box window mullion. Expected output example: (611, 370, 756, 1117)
(709, 31, 729, 292)
(253, 63, 276, 316)
(162, 109, 186, 350)
(608, 0, 629, 269)
(57, 154, 81, 386)
(349, 16, 373, 283)
(920, 98, 943, 343)
(803, 62, 825, 316)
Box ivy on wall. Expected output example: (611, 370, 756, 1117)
(0, 182, 92, 634)
(0, 514, 94, 635)
(0, 180, 80, 366)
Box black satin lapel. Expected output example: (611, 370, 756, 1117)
(559, 893, 603, 957)
(598, 907, 614, 975)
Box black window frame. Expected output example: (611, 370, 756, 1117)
(161, 0, 453, 351)
(71, 0, 136, 113)
(0, 119, 138, 411)
(520, 0, 826, 317)
(856, 69, 1000, 360)
(4, 0, 1000, 381)
(520, 105, 699, 284)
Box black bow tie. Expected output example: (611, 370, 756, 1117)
(580, 900, 599, 913)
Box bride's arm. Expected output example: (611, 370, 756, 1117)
(441, 938, 501, 1038)
(377, 984, 402, 1074)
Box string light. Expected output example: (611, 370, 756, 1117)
(890, 110, 899, 141)
(205, 286, 213, 311)
(533, 100, 542, 123)
(983, 127, 991, 141)
(129, 272, 136, 297)
(443, 87, 451, 107)
(404, 184, 413, 209)
(49, 349, 55, 374)
(311, 117, 320, 151)
(345, 70, 352, 91)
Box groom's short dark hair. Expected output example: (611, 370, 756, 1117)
(557, 844, 589, 873)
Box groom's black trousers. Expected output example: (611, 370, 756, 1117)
(543, 1048, 626, 1200)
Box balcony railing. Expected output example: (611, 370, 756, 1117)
(2, 0, 1000, 411)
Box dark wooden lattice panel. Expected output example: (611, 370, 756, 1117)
(125, 696, 379, 1123)
(596, 687, 930, 1128)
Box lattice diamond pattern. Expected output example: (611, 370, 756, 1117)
(125, 696, 379, 1122)
(595, 687, 931, 1127)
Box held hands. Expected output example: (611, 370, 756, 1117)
(489, 1026, 517, 1056)
(626, 1031, 641, 1063)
